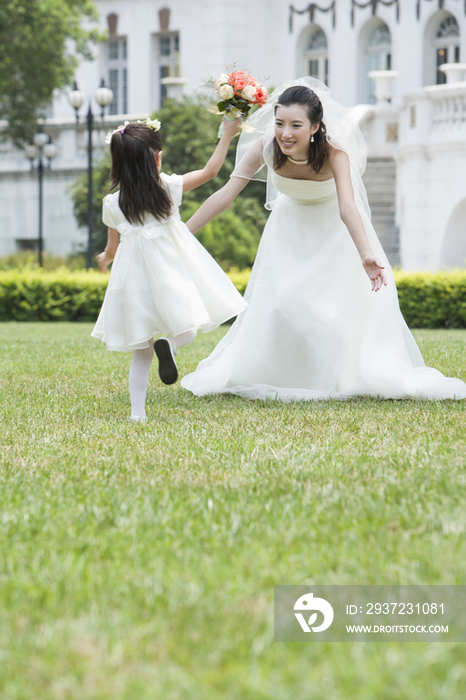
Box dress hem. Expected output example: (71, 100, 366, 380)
(180, 382, 466, 403)
(91, 303, 247, 353)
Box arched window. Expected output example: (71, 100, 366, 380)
(365, 22, 392, 103)
(434, 15, 460, 84)
(305, 26, 328, 86)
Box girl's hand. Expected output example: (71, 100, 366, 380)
(362, 255, 388, 292)
(221, 117, 242, 140)
(96, 251, 111, 273)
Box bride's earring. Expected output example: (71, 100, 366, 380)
(310, 135, 315, 143)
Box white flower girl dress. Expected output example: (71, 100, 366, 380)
(92, 173, 247, 352)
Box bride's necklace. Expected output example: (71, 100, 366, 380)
(287, 156, 308, 165)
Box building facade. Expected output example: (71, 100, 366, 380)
(1, 0, 466, 268)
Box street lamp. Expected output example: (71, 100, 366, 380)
(25, 126, 57, 267)
(68, 79, 113, 268)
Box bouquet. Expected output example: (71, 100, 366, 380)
(208, 69, 268, 135)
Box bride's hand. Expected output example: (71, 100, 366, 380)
(362, 255, 388, 292)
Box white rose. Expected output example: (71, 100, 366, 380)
(219, 84, 234, 100)
(242, 84, 257, 101)
(215, 73, 230, 90)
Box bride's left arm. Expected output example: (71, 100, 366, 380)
(329, 146, 387, 292)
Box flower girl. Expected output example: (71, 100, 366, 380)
(92, 117, 246, 420)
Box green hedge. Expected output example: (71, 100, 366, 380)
(2, 268, 466, 328)
(395, 270, 466, 328)
(0, 269, 107, 322)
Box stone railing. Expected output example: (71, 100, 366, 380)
(396, 80, 466, 270)
(428, 84, 466, 134)
(399, 82, 466, 146)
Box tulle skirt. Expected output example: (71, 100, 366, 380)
(181, 191, 466, 401)
(92, 220, 247, 352)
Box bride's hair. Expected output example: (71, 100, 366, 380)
(273, 86, 329, 173)
(109, 122, 172, 225)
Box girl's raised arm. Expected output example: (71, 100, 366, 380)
(186, 139, 264, 234)
(330, 146, 387, 292)
(182, 118, 242, 193)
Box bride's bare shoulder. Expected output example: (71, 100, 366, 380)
(327, 143, 350, 175)
(327, 142, 349, 162)
(247, 137, 264, 154)
(241, 137, 265, 167)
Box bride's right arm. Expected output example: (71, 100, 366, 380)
(186, 178, 248, 234)
(186, 139, 264, 234)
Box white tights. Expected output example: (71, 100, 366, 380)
(129, 329, 197, 419)
(167, 328, 197, 350)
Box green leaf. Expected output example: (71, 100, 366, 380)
(0, 0, 102, 145)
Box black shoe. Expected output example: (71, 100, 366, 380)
(154, 338, 178, 385)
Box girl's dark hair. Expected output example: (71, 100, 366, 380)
(273, 86, 329, 173)
(109, 122, 172, 225)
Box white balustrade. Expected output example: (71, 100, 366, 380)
(439, 63, 466, 84)
(425, 84, 466, 134)
(397, 81, 466, 270)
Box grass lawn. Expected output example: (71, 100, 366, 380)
(1, 322, 466, 699)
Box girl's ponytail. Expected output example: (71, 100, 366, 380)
(109, 122, 173, 225)
(109, 129, 125, 185)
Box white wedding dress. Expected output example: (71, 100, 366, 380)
(181, 170, 466, 401)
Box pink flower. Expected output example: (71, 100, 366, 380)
(227, 70, 249, 93)
(213, 69, 267, 113)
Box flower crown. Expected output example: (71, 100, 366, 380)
(105, 117, 161, 145)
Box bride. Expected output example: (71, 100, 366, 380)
(181, 78, 466, 401)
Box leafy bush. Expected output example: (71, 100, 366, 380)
(68, 151, 112, 258)
(0, 269, 107, 322)
(0, 268, 249, 322)
(225, 267, 251, 296)
(153, 96, 267, 207)
(0, 251, 87, 272)
(181, 198, 266, 270)
(226, 269, 466, 327)
(3, 268, 466, 327)
(395, 270, 466, 328)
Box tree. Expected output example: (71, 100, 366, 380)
(156, 95, 266, 208)
(70, 96, 268, 267)
(0, 0, 101, 144)
(181, 198, 267, 270)
(68, 149, 111, 255)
